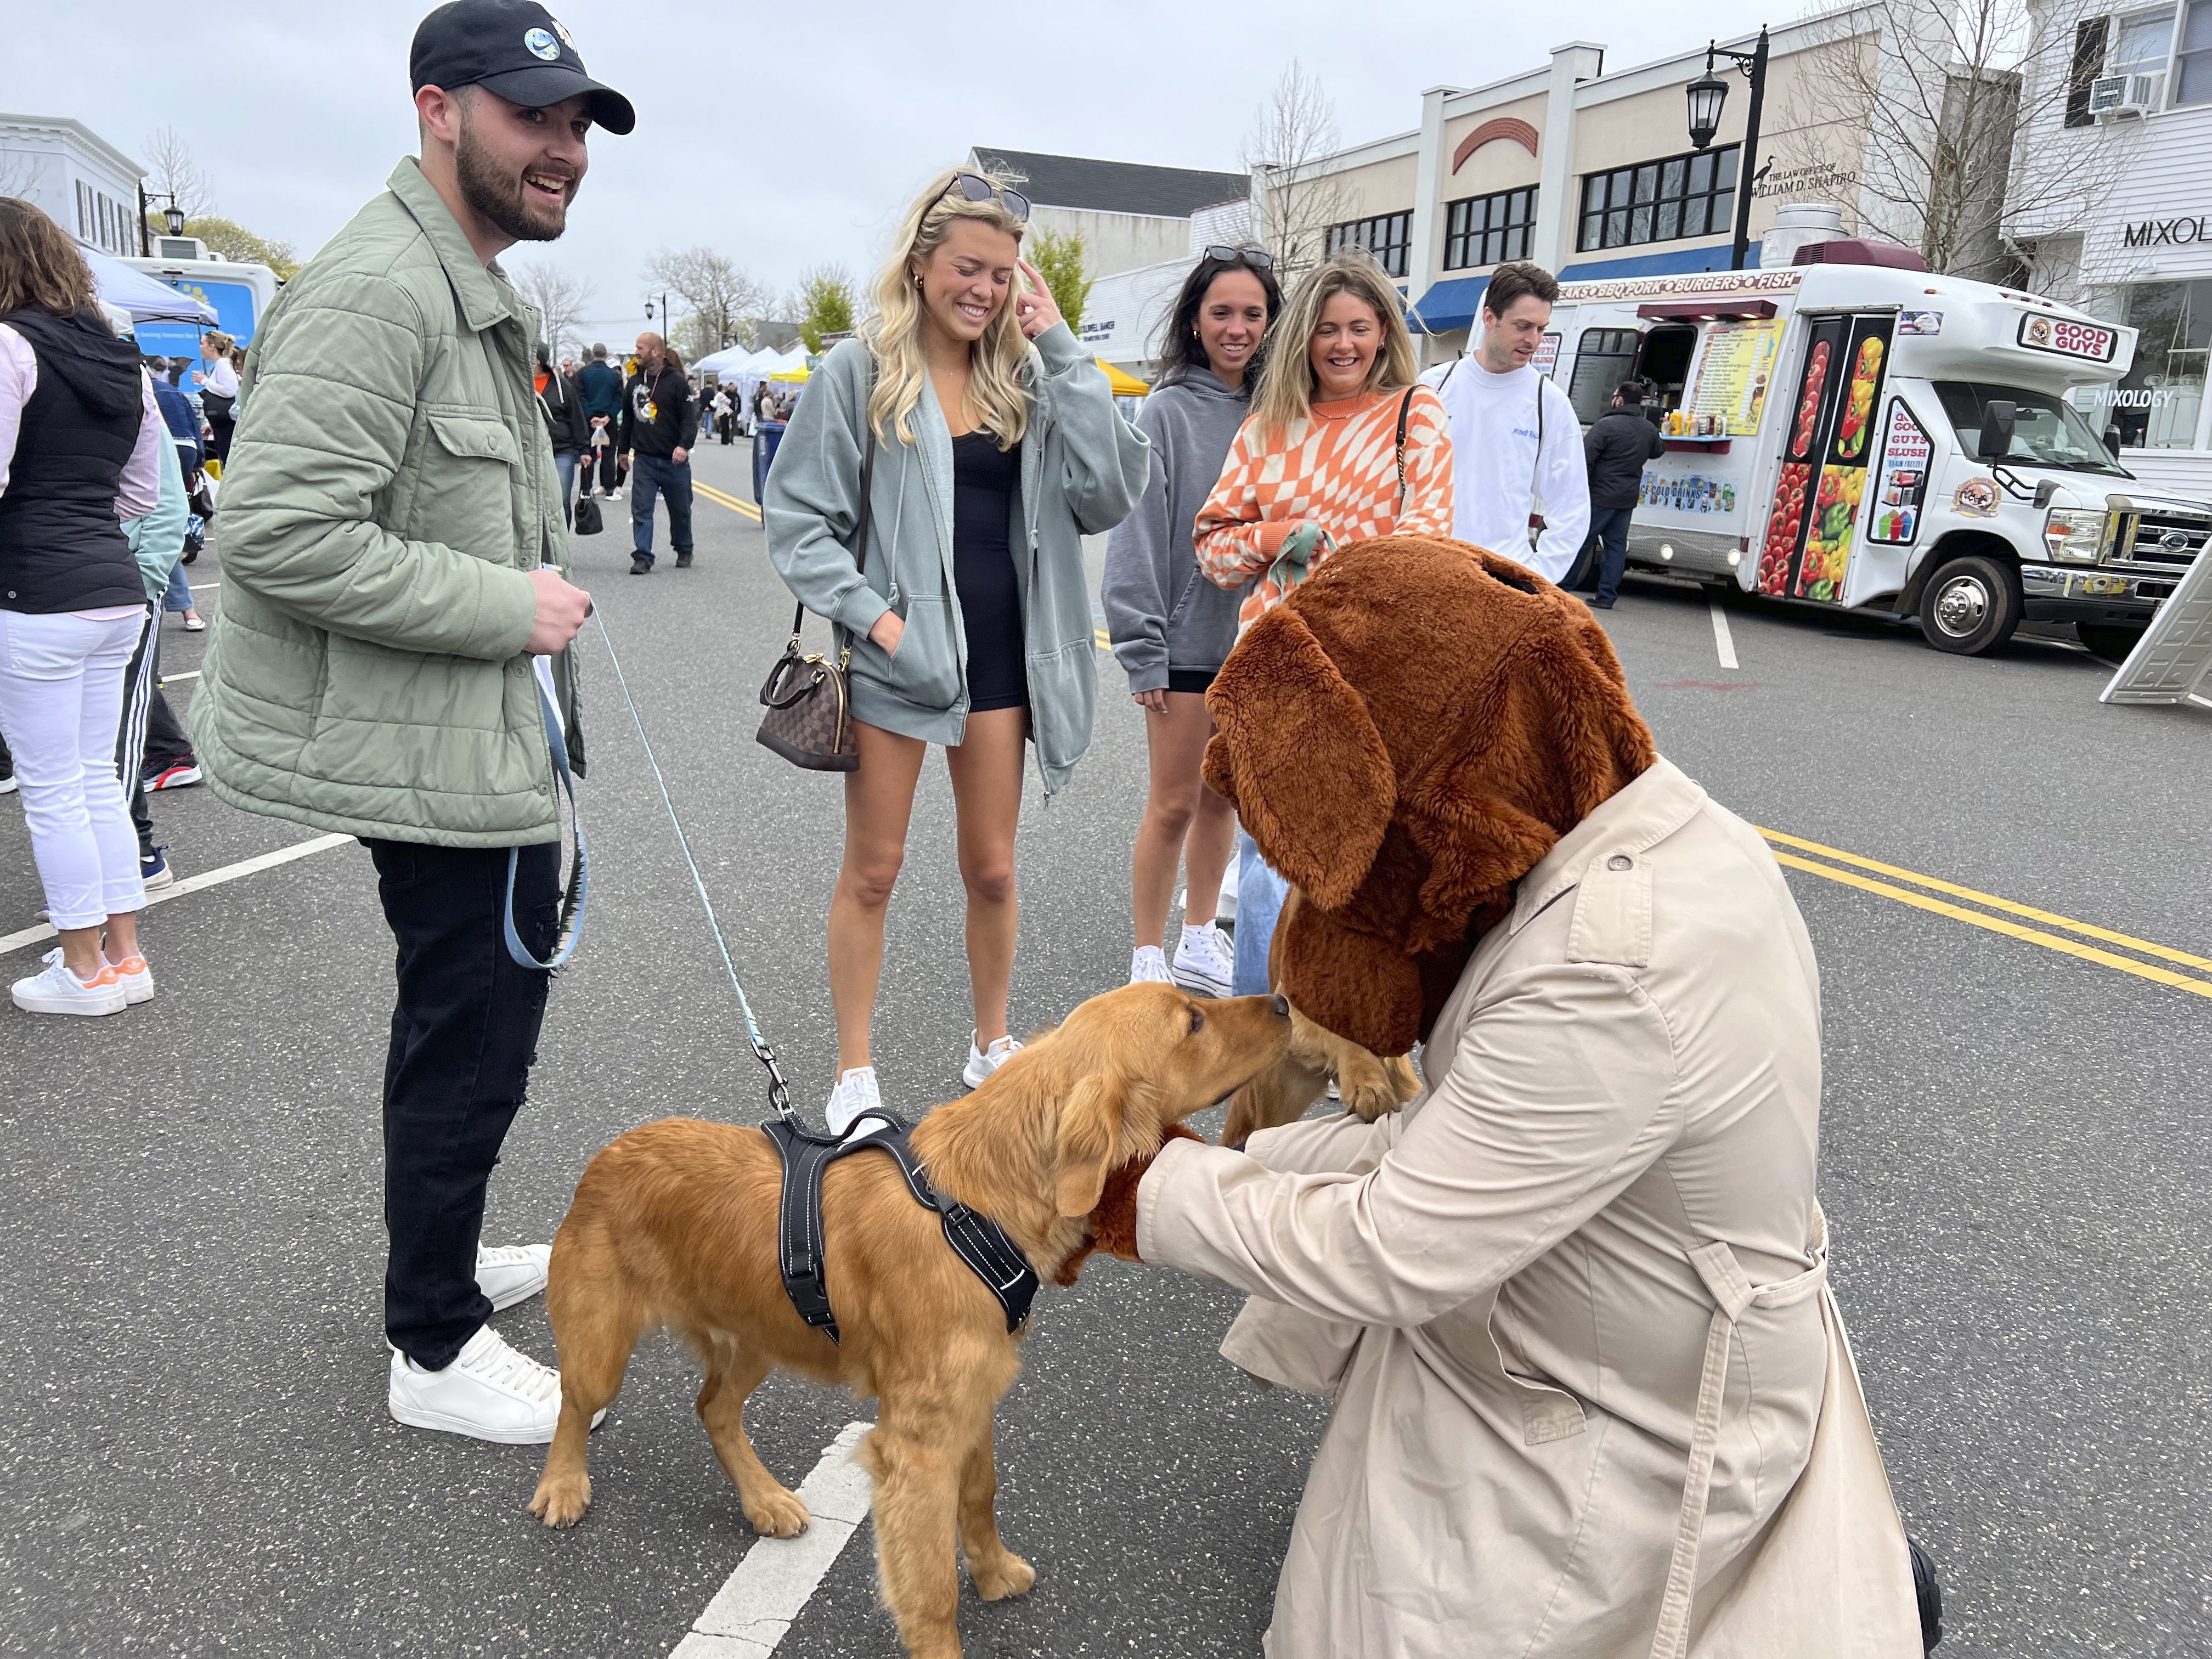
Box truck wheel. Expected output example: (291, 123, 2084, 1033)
(1917, 555, 2021, 656)
(2076, 624, 2146, 662)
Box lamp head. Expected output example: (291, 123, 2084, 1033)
(1686, 50, 1729, 151)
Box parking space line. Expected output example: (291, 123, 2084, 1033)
(670, 1420, 874, 1657)
(0, 832, 353, 957)
(164, 670, 201, 682)
(1708, 600, 1738, 669)
(1762, 827, 2212, 973)
(189, 582, 220, 591)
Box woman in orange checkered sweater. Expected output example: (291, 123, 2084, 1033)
(1195, 253, 1454, 635)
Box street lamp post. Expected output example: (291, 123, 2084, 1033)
(645, 293, 670, 341)
(137, 186, 186, 257)
(1685, 27, 1770, 272)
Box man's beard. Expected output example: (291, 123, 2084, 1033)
(455, 108, 569, 243)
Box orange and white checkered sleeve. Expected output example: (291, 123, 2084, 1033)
(1391, 386, 1455, 540)
(1195, 416, 1301, 589)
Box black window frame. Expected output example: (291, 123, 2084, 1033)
(2067, 15, 2113, 125)
(1442, 186, 1539, 271)
(1566, 327, 1644, 425)
(1327, 210, 1414, 279)
(1577, 145, 1740, 253)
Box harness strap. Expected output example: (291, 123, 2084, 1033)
(761, 1114, 1039, 1346)
(1647, 1206, 1831, 1659)
(504, 662, 586, 970)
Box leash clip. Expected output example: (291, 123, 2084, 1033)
(757, 1042, 797, 1122)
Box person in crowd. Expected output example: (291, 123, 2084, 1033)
(0, 198, 166, 1015)
(713, 383, 736, 445)
(1193, 250, 1454, 997)
(617, 330, 695, 573)
(1419, 260, 1587, 582)
(766, 166, 1149, 1130)
(535, 338, 590, 528)
(753, 381, 774, 433)
(1581, 377, 1667, 608)
(191, 329, 241, 468)
(1098, 538, 1922, 1656)
(146, 363, 208, 628)
(116, 379, 196, 886)
(193, 0, 624, 1442)
(559, 354, 575, 379)
(1103, 247, 1280, 997)
(576, 340, 624, 499)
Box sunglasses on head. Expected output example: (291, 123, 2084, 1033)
(935, 172, 1030, 223)
(1202, 245, 1276, 270)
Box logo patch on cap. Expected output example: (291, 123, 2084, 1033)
(524, 26, 561, 60)
(551, 20, 575, 47)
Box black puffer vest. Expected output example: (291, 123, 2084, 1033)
(0, 307, 146, 614)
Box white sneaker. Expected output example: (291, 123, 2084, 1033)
(106, 952, 155, 1006)
(477, 1243, 551, 1312)
(1130, 945, 1172, 985)
(606, 488, 623, 501)
(963, 1031, 1023, 1090)
(12, 949, 128, 1017)
(825, 1065, 887, 1136)
(1170, 923, 1234, 998)
(387, 1324, 600, 1444)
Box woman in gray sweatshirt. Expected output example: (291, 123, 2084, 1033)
(1102, 249, 1281, 996)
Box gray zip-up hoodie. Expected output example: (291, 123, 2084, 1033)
(1102, 367, 1254, 693)
(765, 324, 1149, 793)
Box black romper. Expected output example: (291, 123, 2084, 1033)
(951, 431, 1026, 713)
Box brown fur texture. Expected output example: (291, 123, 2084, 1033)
(1066, 1121, 1204, 1269)
(529, 984, 1289, 1659)
(1204, 537, 1656, 1055)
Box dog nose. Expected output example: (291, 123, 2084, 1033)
(1271, 994, 1290, 1018)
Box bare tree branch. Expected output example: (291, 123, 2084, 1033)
(140, 127, 216, 218)
(512, 261, 597, 363)
(644, 246, 774, 360)
(1244, 60, 1350, 276)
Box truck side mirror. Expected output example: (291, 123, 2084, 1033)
(1976, 400, 2017, 461)
(2103, 426, 2123, 459)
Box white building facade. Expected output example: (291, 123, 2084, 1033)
(0, 114, 146, 259)
(2010, 0, 2212, 495)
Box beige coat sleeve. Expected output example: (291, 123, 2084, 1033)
(1138, 963, 1680, 1327)
(1240, 1107, 1403, 1176)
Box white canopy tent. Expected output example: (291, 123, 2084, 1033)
(83, 247, 218, 327)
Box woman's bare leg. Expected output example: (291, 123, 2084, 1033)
(1132, 692, 1233, 947)
(828, 721, 928, 1074)
(943, 707, 1028, 1048)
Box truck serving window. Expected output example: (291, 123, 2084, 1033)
(1932, 381, 2130, 475)
(1568, 328, 1641, 424)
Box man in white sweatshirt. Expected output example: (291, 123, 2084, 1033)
(1420, 261, 1589, 584)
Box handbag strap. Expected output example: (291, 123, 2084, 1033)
(1393, 385, 1416, 510)
(787, 423, 879, 654)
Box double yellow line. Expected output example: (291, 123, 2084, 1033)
(695, 479, 761, 522)
(1763, 828, 2212, 1001)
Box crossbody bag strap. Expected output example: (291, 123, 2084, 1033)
(788, 404, 881, 652)
(1393, 385, 1417, 510)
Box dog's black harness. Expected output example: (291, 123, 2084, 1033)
(761, 1112, 1038, 1345)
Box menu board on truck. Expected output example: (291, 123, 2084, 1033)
(1794, 321, 1893, 602)
(1866, 399, 1932, 546)
(1688, 318, 1786, 436)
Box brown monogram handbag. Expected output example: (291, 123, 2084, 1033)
(756, 431, 877, 771)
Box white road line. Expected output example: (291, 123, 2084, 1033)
(1709, 599, 1740, 670)
(671, 1420, 875, 1658)
(0, 832, 353, 957)
(164, 670, 201, 682)
(188, 582, 221, 591)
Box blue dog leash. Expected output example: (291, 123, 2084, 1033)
(502, 657, 587, 972)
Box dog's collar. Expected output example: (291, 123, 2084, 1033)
(761, 1114, 1039, 1345)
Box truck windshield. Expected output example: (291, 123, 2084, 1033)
(1933, 381, 2130, 476)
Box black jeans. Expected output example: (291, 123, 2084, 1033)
(365, 838, 560, 1369)
(1589, 505, 1635, 604)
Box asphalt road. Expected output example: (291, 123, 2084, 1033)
(2, 434, 2207, 1657)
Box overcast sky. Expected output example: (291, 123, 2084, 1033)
(18, 0, 1780, 337)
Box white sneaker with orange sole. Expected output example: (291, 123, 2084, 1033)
(108, 953, 155, 1005)
(11, 949, 127, 1016)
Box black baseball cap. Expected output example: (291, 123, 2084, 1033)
(410, 0, 635, 136)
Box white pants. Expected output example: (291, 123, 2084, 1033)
(0, 607, 149, 930)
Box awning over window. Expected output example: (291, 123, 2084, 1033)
(1406, 274, 1490, 335)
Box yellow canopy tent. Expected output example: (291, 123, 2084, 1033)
(1097, 359, 1149, 396)
(769, 365, 811, 383)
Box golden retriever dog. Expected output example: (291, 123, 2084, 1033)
(1221, 889, 1422, 1149)
(531, 983, 1291, 1659)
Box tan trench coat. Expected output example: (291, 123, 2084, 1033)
(1139, 758, 1922, 1658)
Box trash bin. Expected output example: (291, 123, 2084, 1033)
(752, 420, 788, 505)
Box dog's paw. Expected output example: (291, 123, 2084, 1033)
(742, 1485, 811, 1538)
(969, 1549, 1036, 1601)
(530, 1472, 592, 1529)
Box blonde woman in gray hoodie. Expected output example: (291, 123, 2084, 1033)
(1103, 249, 1281, 996)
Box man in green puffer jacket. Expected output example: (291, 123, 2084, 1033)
(193, 0, 631, 1446)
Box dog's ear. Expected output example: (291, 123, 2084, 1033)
(1204, 603, 1393, 911)
(1054, 1073, 1129, 1217)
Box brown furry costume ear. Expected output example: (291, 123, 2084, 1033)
(1059, 1122, 1205, 1281)
(1204, 603, 1394, 912)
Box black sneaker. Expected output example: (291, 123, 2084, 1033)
(674, 552, 693, 568)
(629, 557, 652, 575)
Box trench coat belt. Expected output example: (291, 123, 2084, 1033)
(1647, 1205, 1832, 1659)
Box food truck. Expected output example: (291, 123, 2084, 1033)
(1542, 248, 2212, 658)
(121, 239, 280, 360)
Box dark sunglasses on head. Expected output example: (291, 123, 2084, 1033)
(935, 171, 1030, 223)
(1202, 245, 1276, 269)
